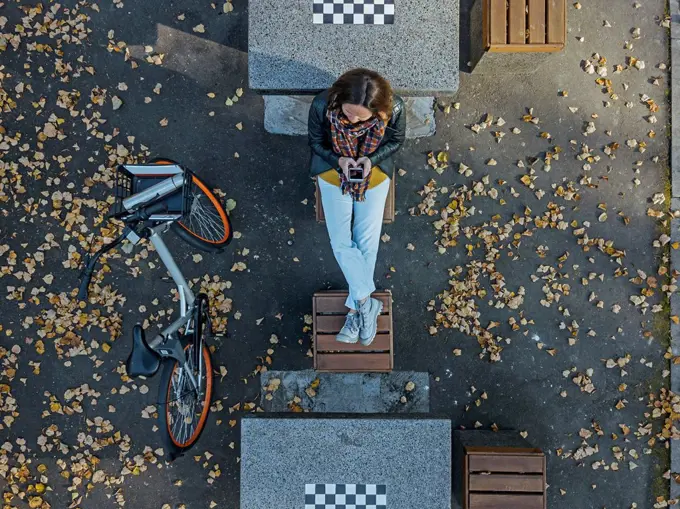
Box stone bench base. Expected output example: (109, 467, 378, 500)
(264, 95, 436, 138)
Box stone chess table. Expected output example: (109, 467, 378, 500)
(248, 0, 460, 95)
(240, 417, 452, 509)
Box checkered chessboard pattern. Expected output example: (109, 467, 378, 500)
(312, 0, 395, 25)
(305, 484, 387, 509)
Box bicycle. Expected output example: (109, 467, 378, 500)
(77, 158, 232, 459)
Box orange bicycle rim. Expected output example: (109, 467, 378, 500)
(179, 175, 230, 244)
(166, 344, 213, 448)
(152, 160, 230, 245)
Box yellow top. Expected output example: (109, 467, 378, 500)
(318, 166, 388, 189)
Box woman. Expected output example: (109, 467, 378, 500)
(308, 68, 405, 346)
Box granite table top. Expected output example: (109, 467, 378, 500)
(248, 0, 460, 95)
(241, 417, 452, 509)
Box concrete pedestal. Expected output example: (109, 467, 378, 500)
(260, 370, 430, 413)
(263, 96, 436, 138)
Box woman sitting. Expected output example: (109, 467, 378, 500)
(308, 68, 405, 346)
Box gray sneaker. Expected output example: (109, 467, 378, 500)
(336, 311, 361, 344)
(359, 297, 383, 346)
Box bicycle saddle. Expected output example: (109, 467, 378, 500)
(126, 325, 161, 377)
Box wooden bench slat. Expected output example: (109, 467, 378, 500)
(316, 353, 392, 371)
(469, 493, 544, 509)
(468, 455, 544, 474)
(546, 0, 566, 44)
(316, 333, 391, 352)
(316, 315, 391, 334)
(508, 0, 526, 44)
(469, 473, 544, 493)
(488, 43, 563, 52)
(465, 447, 544, 455)
(489, 0, 507, 45)
(315, 293, 391, 314)
(527, 0, 546, 43)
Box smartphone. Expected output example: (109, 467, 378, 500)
(348, 167, 364, 183)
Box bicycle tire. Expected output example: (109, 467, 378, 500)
(148, 158, 232, 253)
(158, 294, 213, 461)
(158, 344, 213, 459)
(172, 174, 232, 252)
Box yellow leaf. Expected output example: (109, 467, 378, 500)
(102, 343, 111, 353)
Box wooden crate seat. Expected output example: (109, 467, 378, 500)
(484, 0, 566, 52)
(313, 290, 393, 372)
(463, 447, 546, 509)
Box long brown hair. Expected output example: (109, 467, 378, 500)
(327, 68, 393, 121)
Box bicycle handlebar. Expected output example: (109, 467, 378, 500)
(121, 201, 168, 223)
(78, 202, 169, 302)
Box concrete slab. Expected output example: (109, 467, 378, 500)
(260, 370, 430, 412)
(672, 470, 680, 501)
(241, 417, 452, 509)
(673, 38, 680, 197)
(672, 219, 680, 356)
(672, 362, 680, 394)
(248, 0, 459, 94)
(264, 96, 436, 138)
(672, 293, 680, 357)
(672, 9, 680, 497)
(672, 0, 680, 40)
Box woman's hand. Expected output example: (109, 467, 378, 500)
(356, 157, 372, 179)
(338, 157, 358, 179)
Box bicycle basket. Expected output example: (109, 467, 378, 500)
(113, 163, 191, 217)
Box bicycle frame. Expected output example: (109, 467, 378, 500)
(138, 221, 203, 393)
(82, 167, 208, 394)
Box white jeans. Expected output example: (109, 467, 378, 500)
(318, 177, 390, 310)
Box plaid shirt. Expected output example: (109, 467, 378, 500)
(327, 109, 386, 201)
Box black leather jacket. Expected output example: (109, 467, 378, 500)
(308, 90, 406, 178)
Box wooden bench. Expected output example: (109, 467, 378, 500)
(315, 171, 395, 224)
(454, 431, 547, 509)
(312, 290, 393, 372)
(471, 0, 567, 73)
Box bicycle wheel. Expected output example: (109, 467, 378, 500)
(158, 298, 213, 459)
(172, 174, 232, 252)
(149, 158, 232, 252)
